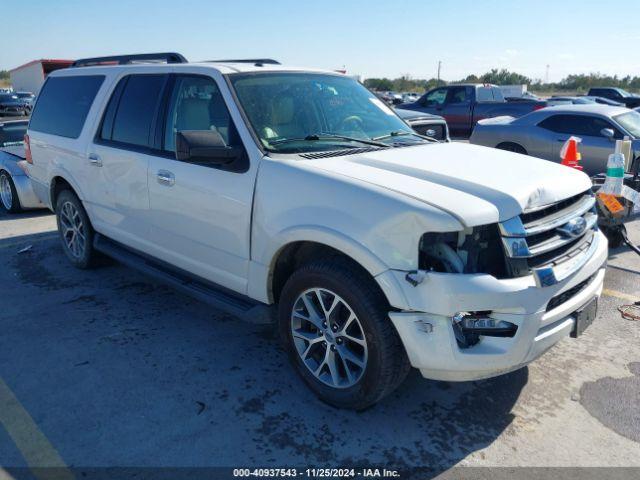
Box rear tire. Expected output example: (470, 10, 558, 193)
(496, 142, 527, 155)
(55, 190, 96, 269)
(0, 171, 22, 213)
(278, 257, 411, 410)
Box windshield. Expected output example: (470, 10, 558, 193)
(614, 111, 640, 138)
(229, 73, 420, 153)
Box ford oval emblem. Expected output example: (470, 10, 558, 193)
(426, 129, 436, 137)
(557, 217, 587, 238)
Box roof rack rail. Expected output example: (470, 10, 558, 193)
(207, 58, 280, 66)
(72, 52, 188, 68)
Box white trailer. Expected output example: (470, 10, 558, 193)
(497, 84, 528, 98)
(9, 59, 73, 94)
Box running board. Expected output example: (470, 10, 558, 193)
(93, 234, 273, 325)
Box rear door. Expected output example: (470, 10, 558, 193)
(441, 86, 472, 135)
(87, 73, 169, 250)
(145, 73, 257, 294)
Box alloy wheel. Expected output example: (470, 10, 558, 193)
(59, 201, 86, 259)
(290, 288, 368, 388)
(0, 174, 13, 210)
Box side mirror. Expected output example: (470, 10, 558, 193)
(600, 128, 615, 141)
(176, 130, 241, 164)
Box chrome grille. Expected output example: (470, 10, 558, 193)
(498, 191, 599, 286)
(411, 123, 445, 140)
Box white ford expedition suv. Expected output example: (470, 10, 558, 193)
(26, 53, 607, 409)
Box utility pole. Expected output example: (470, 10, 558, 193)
(437, 60, 442, 86)
(545, 64, 550, 84)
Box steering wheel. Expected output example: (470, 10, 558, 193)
(338, 115, 364, 133)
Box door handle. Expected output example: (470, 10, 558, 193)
(156, 170, 175, 186)
(88, 153, 102, 166)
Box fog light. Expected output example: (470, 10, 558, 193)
(452, 312, 518, 348)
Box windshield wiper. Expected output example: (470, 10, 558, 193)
(270, 133, 388, 148)
(373, 130, 437, 142)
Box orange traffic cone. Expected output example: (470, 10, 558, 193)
(560, 136, 583, 170)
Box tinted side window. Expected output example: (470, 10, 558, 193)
(424, 88, 447, 106)
(538, 114, 622, 138)
(106, 74, 167, 148)
(447, 87, 469, 104)
(29, 75, 104, 138)
(538, 115, 576, 133)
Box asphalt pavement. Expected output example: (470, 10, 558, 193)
(0, 208, 638, 476)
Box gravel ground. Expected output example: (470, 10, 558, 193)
(0, 208, 638, 477)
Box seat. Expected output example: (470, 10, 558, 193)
(176, 98, 212, 132)
(264, 95, 305, 140)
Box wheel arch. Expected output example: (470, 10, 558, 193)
(257, 226, 403, 308)
(49, 175, 83, 212)
(495, 141, 528, 155)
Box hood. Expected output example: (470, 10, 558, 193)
(476, 115, 515, 126)
(0, 99, 24, 106)
(395, 108, 444, 121)
(302, 142, 592, 227)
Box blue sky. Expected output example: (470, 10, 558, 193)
(3, 0, 639, 81)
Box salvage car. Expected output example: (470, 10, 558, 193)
(547, 96, 595, 105)
(587, 87, 640, 109)
(469, 105, 640, 176)
(396, 108, 450, 142)
(580, 95, 624, 107)
(0, 93, 29, 116)
(0, 120, 45, 212)
(15, 92, 36, 112)
(26, 53, 607, 409)
(399, 83, 547, 137)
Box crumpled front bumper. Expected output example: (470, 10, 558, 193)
(379, 230, 608, 382)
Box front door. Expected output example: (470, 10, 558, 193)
(146, 73, 258, 294)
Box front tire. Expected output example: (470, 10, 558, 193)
(0, 171, 22, 213)
(278, 257, 410, 410)
(55, 190, 96, 268)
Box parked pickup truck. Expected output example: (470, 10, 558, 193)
(399, 84, 546, 137)
(26, 53, 607, 409)
(587, 87, 640, 109)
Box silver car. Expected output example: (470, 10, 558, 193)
(469, 105, 640, 176)
(0, 120, 45, 213)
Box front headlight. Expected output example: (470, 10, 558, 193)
(418, 225, 507, 277)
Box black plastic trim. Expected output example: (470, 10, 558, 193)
(72, 52, 187, 68)
(93, 233, 273, 324)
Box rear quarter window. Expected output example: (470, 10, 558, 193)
(29, 75, 104, 138)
